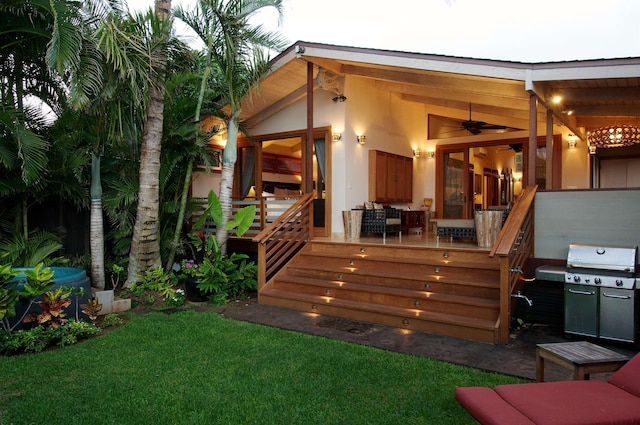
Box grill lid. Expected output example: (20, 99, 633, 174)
(566, 243, 638, 275)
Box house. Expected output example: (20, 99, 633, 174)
(193, 41, 640, 343)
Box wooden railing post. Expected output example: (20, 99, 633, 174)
(253, 193, 315, 299)
(490, 185, 537, 344)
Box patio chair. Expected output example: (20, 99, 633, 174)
(360, 206, 402, 241)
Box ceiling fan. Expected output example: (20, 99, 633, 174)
(460, 105, 507, 135)
(496, 144, 523, 152)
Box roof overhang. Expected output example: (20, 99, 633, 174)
(241, 41, 640, 141)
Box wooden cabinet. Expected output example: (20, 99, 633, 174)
(368, 150, 413, 203)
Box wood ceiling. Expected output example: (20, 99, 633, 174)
(241, 42, 640, 141)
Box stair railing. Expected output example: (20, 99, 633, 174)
(252, 193, 315, 293)
(490, 185, 537, 343)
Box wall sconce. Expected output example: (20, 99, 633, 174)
(567, 134, 578, 149)
(413, 148, 421, 158)
(425, 151, 435, 159)
(356, 135, 366, 145)
(589, 145, 597, 155)
(332, 132, 342, 142)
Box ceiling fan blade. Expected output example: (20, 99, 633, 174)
(480, 124, 507, 130)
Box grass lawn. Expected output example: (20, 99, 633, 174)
(0, 309, 526, 424)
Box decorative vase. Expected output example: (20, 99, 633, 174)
(185, 277, 209, 302)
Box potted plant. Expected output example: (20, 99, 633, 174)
(178, 255, 208, 302)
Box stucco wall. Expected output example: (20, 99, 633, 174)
(253, 75, 430, 234)
(534, 189, 640, 259)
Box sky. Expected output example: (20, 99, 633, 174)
(128, 0, 640, 62)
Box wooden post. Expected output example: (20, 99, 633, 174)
(305, 61, 314, 194)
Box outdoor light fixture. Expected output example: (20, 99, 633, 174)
(587, 125, 640, 149)
(413, 148, 421, 158)
(356, 135, 366, 145)
(332, 132, 342, 142)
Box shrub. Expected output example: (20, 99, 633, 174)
(0, 320, 101, 355)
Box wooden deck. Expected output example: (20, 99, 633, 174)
(252, 188, 537, 345)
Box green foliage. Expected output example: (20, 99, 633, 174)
(123, 267, 182, 307)
(1, 263, 57, 331)
(0, 230, 65, 267)
(0, 281, 20, 323)
(188, 190, 258, 305)
(0, 320, 101, 355)
(100, 313, 124, 329)
(17, 263, 55, 297)
(196, 251, 257, 306)
(0, 264, 18, 284)
(194, 190, 256, 237)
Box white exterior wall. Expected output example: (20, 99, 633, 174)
(253, 75, 431, 235)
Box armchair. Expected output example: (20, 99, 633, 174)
(361, 207, 402, 241)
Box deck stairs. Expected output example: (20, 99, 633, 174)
(259, 241, 502, 343)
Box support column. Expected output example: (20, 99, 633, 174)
(305, 61, 314, 194)
(546, 109, 554, 189)
(528, 94, 538, 187)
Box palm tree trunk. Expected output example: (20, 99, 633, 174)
(165, 158, 193, 271)
(126, 0, 171, 285)
(127, 80, 164, 284)
(216, 113, 240, 256)
(90, 153, 105, 289)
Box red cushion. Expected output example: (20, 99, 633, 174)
(609, 353, 640, 398)
(495, 380, 640, 425)
(455, 387, 535, 425)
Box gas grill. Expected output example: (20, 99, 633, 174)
(564, 243, 639, 343)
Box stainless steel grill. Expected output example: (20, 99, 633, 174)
(564, 244, 638, 343)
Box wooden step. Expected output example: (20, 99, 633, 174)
(285, 266, 500, 298)
(259, 288, 498, 344)
(273, 275, 499, 320)
(260, 241, 503, 344)
(286, 262, 500, 293)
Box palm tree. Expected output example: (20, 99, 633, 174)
(126, 0, 173, 284)
(0, 0, 64, 237)
(46, 0, 158, 288)
(174, 0, 286, 255)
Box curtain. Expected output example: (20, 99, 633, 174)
(240, 147, 255, 197)
(313, 137, 325, 184)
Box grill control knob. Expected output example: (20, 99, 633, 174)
(616, 279, 624, 287)
(573, 275, 581, 283)
(594, 277, 601, 285)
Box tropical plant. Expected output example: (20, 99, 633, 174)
(123, 267, 180, 307)
(0, 319, 101, 355)
(23, 286, 72, 329)
(0, 266, 20, 326)
(1, 263, 55, 331)
(173, 0, 286, 255)
(191, 190, 257, 304)
(0, 230, 64, 267)
(80, 297, 103, 323)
